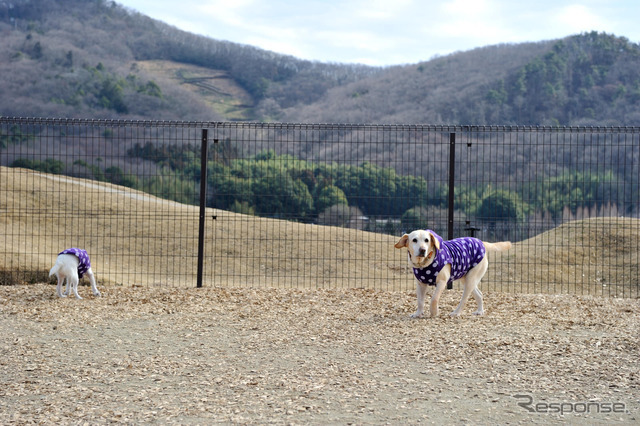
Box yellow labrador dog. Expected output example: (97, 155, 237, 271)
(395, 229, 511, 318)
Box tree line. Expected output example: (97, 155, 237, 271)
(76, 142, 636, 228)
(8, 135, 633, 239)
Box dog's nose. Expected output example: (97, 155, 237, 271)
(418, 248, 426, 257)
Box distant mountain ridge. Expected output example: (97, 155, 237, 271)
(1, 0, 640, 125)
(283, 33, 640, 126)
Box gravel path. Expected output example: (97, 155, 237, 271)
(1, 284, 638, 424)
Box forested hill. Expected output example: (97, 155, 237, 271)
(1, 0, 640, 126)
(0, 0, 379, 121)
(283, 33, 640, 126)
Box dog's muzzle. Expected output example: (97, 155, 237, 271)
(413, 249, 433, 262)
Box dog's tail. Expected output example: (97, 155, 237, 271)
(49, 261, 61, 277)
(483, 241, 512, 252)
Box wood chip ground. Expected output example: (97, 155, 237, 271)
(1, 284, 638, 424)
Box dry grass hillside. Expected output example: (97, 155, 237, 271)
(487, 217, 640, 297)
(136, 60, 254, 120)
(1, 166, 638, 297)
(0, 166, 400, 289)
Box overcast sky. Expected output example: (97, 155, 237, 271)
(116, 0, 640, 66)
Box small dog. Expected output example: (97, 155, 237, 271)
(395, 229, 511, 318)
(49, 248, 100, 299)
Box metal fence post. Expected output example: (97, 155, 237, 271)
(447, 132, 456, 289)
(196, 129, 208, 288)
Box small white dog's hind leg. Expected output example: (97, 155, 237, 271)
(63, 276, 73, 296)
(56, 277, 67, 298)
(68, 272, 82, 299)
(64, 280, 71, 296)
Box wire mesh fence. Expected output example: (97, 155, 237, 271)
(1, 118, 638, 297)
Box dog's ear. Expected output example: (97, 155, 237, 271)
(394, 234, 409, 249)
(429, 231, 440, 250)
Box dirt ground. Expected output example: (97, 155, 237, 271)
(1, 284, 638, 424)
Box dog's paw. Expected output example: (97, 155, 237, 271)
(94, 292, 101, 297)
(472, 309, 484, 316)
(410, 312, 424, 319)
(449, 311, 462, 317)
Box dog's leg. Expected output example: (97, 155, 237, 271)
(56, 276, 66, 298)
(471, 287, 484, 316)
(69, 273, 82, 299)
(71, 282, 82, 299)
(452, 257, 488, 316)
(429, 281, 447, 317)
(430, 265, 451, 317)
(86, 268, 101, 297)
(412, 280, 428, 318)
(451, 278, 474, 317)
(62, 273, 71, 296)
(63, 278, 71, 296)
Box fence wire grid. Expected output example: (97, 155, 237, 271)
(1, 118, 638, 297)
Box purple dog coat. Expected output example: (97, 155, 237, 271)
(59, 248, 91, 278)
(412, 230, 485, 286)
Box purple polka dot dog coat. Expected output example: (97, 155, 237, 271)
(412, 230, 486, 286)
(59, 248, 91, 278)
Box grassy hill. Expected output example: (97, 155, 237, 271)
(1, 166, 638, 297)
(135, 60, 254, 120)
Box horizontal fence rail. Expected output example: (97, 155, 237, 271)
(1, 118, 638, 297)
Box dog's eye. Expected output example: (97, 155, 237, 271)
(412, 238, 418, 243)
